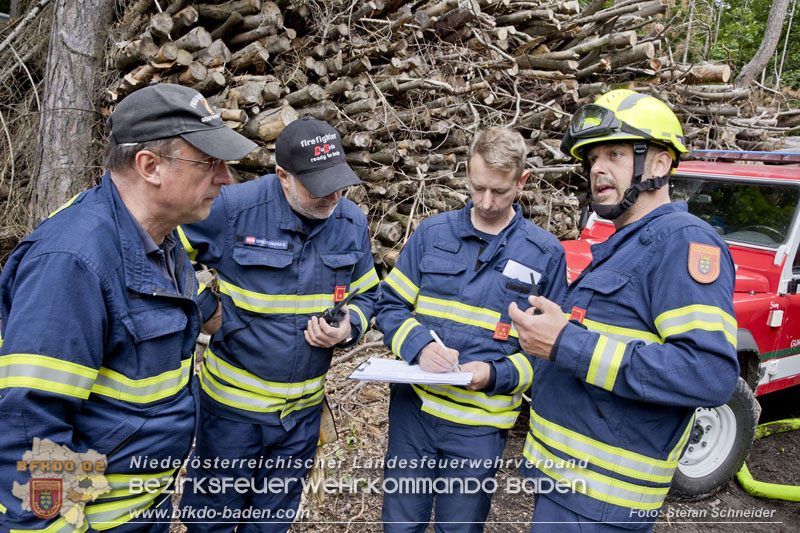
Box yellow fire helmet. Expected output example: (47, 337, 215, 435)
(561, 89, 689, 161)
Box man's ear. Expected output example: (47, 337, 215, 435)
(517, 169, 531, 192)
(649, 149, 673, 178)
(135, 150, 162, 186)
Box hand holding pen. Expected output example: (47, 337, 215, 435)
(417, 329, 460, 373)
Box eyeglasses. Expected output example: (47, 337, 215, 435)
(155, 153, 224, 173)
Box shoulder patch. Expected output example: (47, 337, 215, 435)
(688, 242, 721, 283)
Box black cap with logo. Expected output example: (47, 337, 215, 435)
(275, 117, 362, 198)
(107, 83, 256, 161)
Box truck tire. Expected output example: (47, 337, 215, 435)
(669, 377, 760, 501)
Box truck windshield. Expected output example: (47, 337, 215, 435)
(670, 176, 800, 247)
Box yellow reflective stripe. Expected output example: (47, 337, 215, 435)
(668, 413, 695, 462)
(219, 279, 333, 314)
(197, 281, 207, 295)
(384, 268, 418, 305)
(413, 385, 520, 428)
(528, 410, 677, 483)
(391, 318, 422, 356)
(0, 354, 98, 399)
(582, 318, 662, 345)
(0, 501, 6, 513)
(11, 516, 88, 533)
(417, 384, 520, 412)
(91, 358, 190, 403)
(586, 336, 626, 391)
(49, 193, 81, 218)
(349, 303, 368, 339)
(350, 267, 379, 294)
(102, 469, 176, 498)
(523, 435, 669, 510)
(655, 304, 737, 347)
(200, 367, 283, 412)
(85, 479, 169, 531)
(204, 349, 325, 398)
(508, 353, 533, 394)
(200, 365, 324, 415)
(416, 295, 519, 338)
(176, 226, 197, 261)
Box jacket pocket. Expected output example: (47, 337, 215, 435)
(232, 245, 293, 269)
(320, 251, 363, 288)
(92, 415, 147, 457)
(124, 305, 188, 343)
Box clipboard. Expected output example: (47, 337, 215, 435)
(349, 357, 473, 386)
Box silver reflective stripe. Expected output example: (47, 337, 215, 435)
(86, 484, 167, 531)
(200, 368, 283, 412)
(586, 337, 625, 391)
(413, 386, 519, 427)
(350, 303, 368, 335)
(282, 389, 325, 416)
(582, 319, 661, 345)
(93, 360, 190, 402)
(0, 363, 96, 395)
(205, 350, 325, 397)
(509, 353, 533, 392)
(392, 318, 421, 355)
(384, 269, 419, 304)
(421, 384, 520, 411)
(105, 471, 175, 492)
(219, 280, 332, 314)
(656, 309, 736, 343)
(529, 411, 677, 482)
(417, 296, 515, 334)
(351, 268, 379, 294)
(523, 437, 669, 509)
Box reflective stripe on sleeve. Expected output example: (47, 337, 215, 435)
(102, 469, 177, 499)
(586, 336, 626, 391)
(91, 358, 191, 403)
(508, 352, 533, 394)
(582, 318, 662, 345)
(528, 410, 678, 484)
(654, 304, 737, 347)
(349, 303, 368, 340)
(350, 268, 379, 295)
(384, 268, 419, 305)
(391, 318, 423, 356)
(0, 354, 97, 399)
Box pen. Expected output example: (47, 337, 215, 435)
(429, 329, 461, 373)
(530, 272, 542, 315)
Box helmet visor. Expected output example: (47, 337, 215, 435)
(569, 104, 621, 139)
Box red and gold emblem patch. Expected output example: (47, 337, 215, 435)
(493, 322, 511, 340)
(333, 285, 346, 302)
(688, 242, 721, 284)
(30, 478, 62, 519)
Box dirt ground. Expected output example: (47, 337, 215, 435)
(172, 347, 799, 532)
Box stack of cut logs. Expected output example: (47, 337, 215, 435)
(106, 0, 795, 273)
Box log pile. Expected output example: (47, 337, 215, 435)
(104, 0, 797, 274)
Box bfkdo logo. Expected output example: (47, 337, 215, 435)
(30, 479, 62, 519)
(314, 143, 331, 157)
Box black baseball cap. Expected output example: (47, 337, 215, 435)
(275, 118, 362, 197)
(107, 83, 256, 161)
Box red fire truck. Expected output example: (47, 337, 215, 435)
(561, 150, 800, 499)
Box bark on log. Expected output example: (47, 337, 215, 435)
(242, 106, 298, 141)
(175, 26, 212, 52)
(197, 0, 261, 21)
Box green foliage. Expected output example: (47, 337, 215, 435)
(675, 0, 800, 89)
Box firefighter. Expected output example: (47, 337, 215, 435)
(0, 83, 256, 532)
(376, 127, 568, 532)
(177, 118, 379, 533)
(508, 89, 740, 531)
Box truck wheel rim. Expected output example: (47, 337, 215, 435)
(678, 405, 737, 478)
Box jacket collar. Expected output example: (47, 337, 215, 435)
(457, 202, 524, 263)
(101, 174, 189, 297)
(590, 201, 687, 265)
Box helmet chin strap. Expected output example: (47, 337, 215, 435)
(586, 142, 669, 220)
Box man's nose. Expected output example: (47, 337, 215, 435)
(214, 162, 234, 185)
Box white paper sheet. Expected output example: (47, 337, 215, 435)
(348, 357, 473, 385)
(502, 259, 541, 285)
